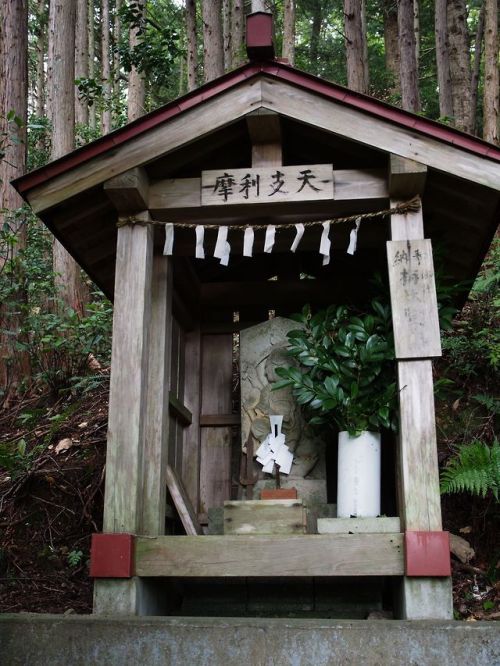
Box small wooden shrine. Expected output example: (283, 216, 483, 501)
(14, 11, 500, 620)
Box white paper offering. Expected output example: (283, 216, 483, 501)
(243, 227, 254, 257)
(264, 225, 276, 253)
(195, 225, 205, 259)
(320, 221, 331, 266)
(275, 445, 294, 475)
(291, 223, 304, 252)
(347, 217, 361, 255)
(214, 226, 228, 259)
(262, 458, 275, 474)
(163, 223, 174, 256)
(255, 436, 271, 460)
(269, 433, 286, 454)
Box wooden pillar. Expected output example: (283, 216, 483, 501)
(388, 155, 453, 620)
(95, 170, 173, 614)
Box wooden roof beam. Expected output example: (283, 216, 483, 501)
(104, 167, 150, 214)
(246, 109, 282, 167)
(389, 155, 427, 198)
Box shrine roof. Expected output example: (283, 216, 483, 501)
(13, 60, 500, 197)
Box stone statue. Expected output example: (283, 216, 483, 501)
(240, 317, 327, 503)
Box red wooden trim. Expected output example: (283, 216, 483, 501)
(13, 60, 500, 196)
(404, 531, 451, 577)
(246, 13, 275, 60)
(90, 533, 134, 578)
(261, 488, 298, 500)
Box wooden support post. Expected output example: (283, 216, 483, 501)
(388, 156, 453, 620)
(142, 255, 173, 535)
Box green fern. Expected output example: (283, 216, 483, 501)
(440, 441, 500, 501)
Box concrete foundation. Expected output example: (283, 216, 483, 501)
(1, 615, 499, 666)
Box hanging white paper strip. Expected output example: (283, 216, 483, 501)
(214, 226, 228, 259)
(243, 227, 254, 257)
(163, 223, 174, 256)
(195, 225, 205, 259)
(220, 241, 231, 266)
(320, 221, 331, 266)
(264, 225, 276, 253)
(290, 223, 305, 252)
(347, 217, 361, 255)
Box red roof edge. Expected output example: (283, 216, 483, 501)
(14, 60, 500, 196)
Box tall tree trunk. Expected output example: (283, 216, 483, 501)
(483, 0, 499, 143)
(36, 0, 46, 119)
(202, 0, 224, 83)
(413, 0, 420, 64)
(75, 0, 89, 127)
(0, 0, 29, 396)
(48, 0, 88, 316)
(309, 0, 322, 75)
(89, 0, 96, 130)
(186, 0, 198, 91)
(231, 0, 244, 68)
(283, 0, 295, 66)
(222, 0, 231, 70)
(471, 2, 485, 134)
(435, 0, 453, 120)
(113, 0, 122, 124)
(127, 0, 146, 121)
(398, 0, 420, 112)
(383, 0, 400, 97)
(101, 0, 112, 133)
(344, 0, 369, 94)
(448, 0, 473, 133)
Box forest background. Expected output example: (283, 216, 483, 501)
(0, 0, 498, 618)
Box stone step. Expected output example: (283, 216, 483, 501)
(317, 517, 401, 534)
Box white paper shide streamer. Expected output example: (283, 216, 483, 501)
(264, 225, 276, 253)
(319, 221, 331, 266)
(195, 225, 205, 259)
(214, 225, 231, 266)
(290, 223, 304, 253)
(243, 227, 254, 257)
(163, 223, 174, 256)
(347, 217, 361, 255)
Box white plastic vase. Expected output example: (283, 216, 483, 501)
(337, 431, 381, 518)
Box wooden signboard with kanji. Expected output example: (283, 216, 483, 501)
(201, 164, 334, 205)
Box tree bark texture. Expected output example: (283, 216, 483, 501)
(128, 0, 146, 122)
(0, 0, 29, 394)
(186, 0, 198, 91)
(113, 0, 122, 111)
(483, 0, 499, 143)
(101, 0, 112, 133)
(470, 2, 485, 134)
(48, 0, 89, 316)
(222, 0, 231, 70)
(344, 0, 369, 94)
(35, 0, 46, 119)
(75, 0, 89, 126)
(448, 0, 473, 133)
(397, 0, 420, 112)
(202, 0, 224, 83)
(383, 0, 400, 97)
(309, 0, 323, 75)
(231, 0, 244, 68)
(88, 0, 96, 129)
(283, 0, 296, 66)
(435, 0, 453, 120)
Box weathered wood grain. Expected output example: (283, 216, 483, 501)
(223, 500, 306, 535)
(104, 167, 149, 213)
(260, 77, 500, 191)
(387, 239, 442, 359)
(166, 465, 203, 535)
(182, 326, 202, 512)
(141, 256, 172, 535)
(389, 155, 427, 197)
(102, 216, 153, 534)
(134, 533, 404, 577)
(148, 169, 387, 212)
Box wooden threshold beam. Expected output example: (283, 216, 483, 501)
(134, 533, 404, 577)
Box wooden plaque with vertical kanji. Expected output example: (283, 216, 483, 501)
(387, 239, 442, 359)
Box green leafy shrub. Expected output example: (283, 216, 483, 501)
(440, 441, 500, 501)
(273, 301, 397, 436)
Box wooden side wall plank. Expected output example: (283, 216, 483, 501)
(166, 465, 203, 535)
(102, 221, 153, 534)
(134, 534, 404, 577)
(141, 256, 172, 536)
